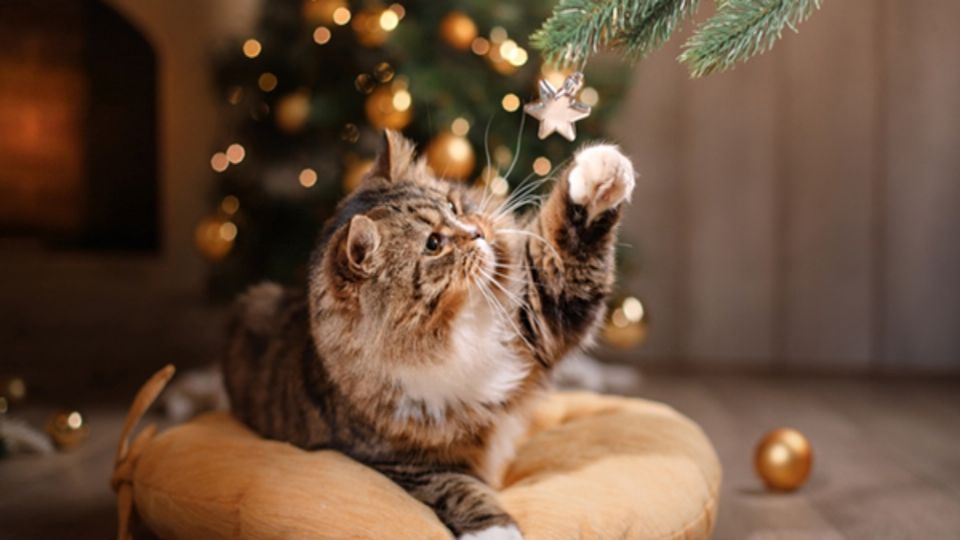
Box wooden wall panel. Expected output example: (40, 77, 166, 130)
(681, 52, 778, 365)
(612, 46, 688, 365)
(779, 0, 879, 369)
(881, 0, 960, 370)
(602, 1, 960, 372)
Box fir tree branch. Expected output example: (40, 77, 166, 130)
(531, 0, 699, 68)
(621, 0, 700, 61)
(679, 0, 822, 77)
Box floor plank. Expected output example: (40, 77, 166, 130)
(2, 375, 959, 539)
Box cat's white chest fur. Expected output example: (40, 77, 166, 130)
(392, 293, 529, 424)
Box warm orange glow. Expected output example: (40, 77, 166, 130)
(220, 195, 240, 215)
(388, 3, 405, 19)
(258, 72, 278, 92)
(312, 26, 332, 45)
(332, 7, 351, 25)
(501, 93, 520, 112)
(299, 168, 318, 188)
(210, 152, 229, 172)
(226, 143, 245, 164)
(379, 10, 399, 31)
(533, 156, 551, 176)
(451, 117, 470, 136)
(580, 86, 599, 107)
(470, 37, 490, 55)
(242, 39, 262, 58)
(391, 89, 412, 111)
(219, 221, 238, 241)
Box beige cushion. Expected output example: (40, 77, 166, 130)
(129, 392, 721, 540)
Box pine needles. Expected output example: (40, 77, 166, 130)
(531, 0, 700, 68)
(531, 0, 823, 77)
(680, 0, 822, 77)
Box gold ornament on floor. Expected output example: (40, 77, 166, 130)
(46, 410, 89, 450)
(365, 84, 412, 130)
(275, 90, 311, 133)
(603, 296, 648, 349)
(754, 428, 813, 491)
(440, 11, 477, 50)
(195, 216, 237, 261)
(426, 132, 475, 181)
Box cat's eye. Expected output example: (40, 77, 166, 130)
(447, 200, 458, 214)
(425, 233, 443, 253)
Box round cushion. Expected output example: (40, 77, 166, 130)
(131, 392, 721, 540)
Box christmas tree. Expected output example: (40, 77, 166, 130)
(200, 0, 630, 298)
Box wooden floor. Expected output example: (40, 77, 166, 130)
(1, 374, 959, 539)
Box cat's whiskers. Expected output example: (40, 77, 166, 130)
(475, 278, 535, 353)
(478, 118, 498, 214)
(495, 229, 561, 261)
(500, 112, 526, 183)
(477, 268, 528, 314)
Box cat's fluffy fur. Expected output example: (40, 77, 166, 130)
(223, 130, 635, 539)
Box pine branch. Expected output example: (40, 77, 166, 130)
(531, 0, 699, 68)
(679, 0, 822, 77)
(622, 0, 701, 61)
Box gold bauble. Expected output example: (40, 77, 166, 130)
(194, 216, 236, 261)
(303, 0, 345, 24)
(440, 11, 477, 50)
(603, 296, 648, 349)
(46, 410, 89, 450)
(755, 428, 813, 491)
(364, 86, 412, 130)
(275, 90, 311, 133)
(342, 157, 374, 193)
(426, 132, 475, 181)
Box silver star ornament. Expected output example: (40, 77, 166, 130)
(524, 72, 591, 141)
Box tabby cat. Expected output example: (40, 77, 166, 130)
(223, 130, 636, 540)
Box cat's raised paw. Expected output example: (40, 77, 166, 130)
(458, 524, 524, 540)
(568, 144, 635, 219)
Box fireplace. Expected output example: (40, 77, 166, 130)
(0, 0, 158, 250)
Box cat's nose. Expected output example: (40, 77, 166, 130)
(469, 228, 484, 241)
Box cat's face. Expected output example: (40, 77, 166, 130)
(310, 131, 512, 354)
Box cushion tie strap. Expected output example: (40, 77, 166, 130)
(110, 364, 176, 540)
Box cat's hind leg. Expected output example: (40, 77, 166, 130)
(375, 463, 522, 539)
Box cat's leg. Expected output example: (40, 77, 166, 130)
(516, 144, 635, 364)
(376, 463, 522, 539)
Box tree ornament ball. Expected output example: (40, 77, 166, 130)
(194, 216, 236, 261)
(603, 296, 648, 349)
(365, 86, 412, 130)
(754, 428, 813, 491)
(46, 410, 89, 450)
(440, 11, 477, 50)
(275, 91, 311, 133)
(426, 132, 475, 181)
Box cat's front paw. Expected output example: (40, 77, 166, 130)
(567, 144, 636, 219)
(458, 524, 524, 540)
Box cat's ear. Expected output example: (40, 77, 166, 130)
(343, 214, 381, 277)
(371, 129, 416, 182)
